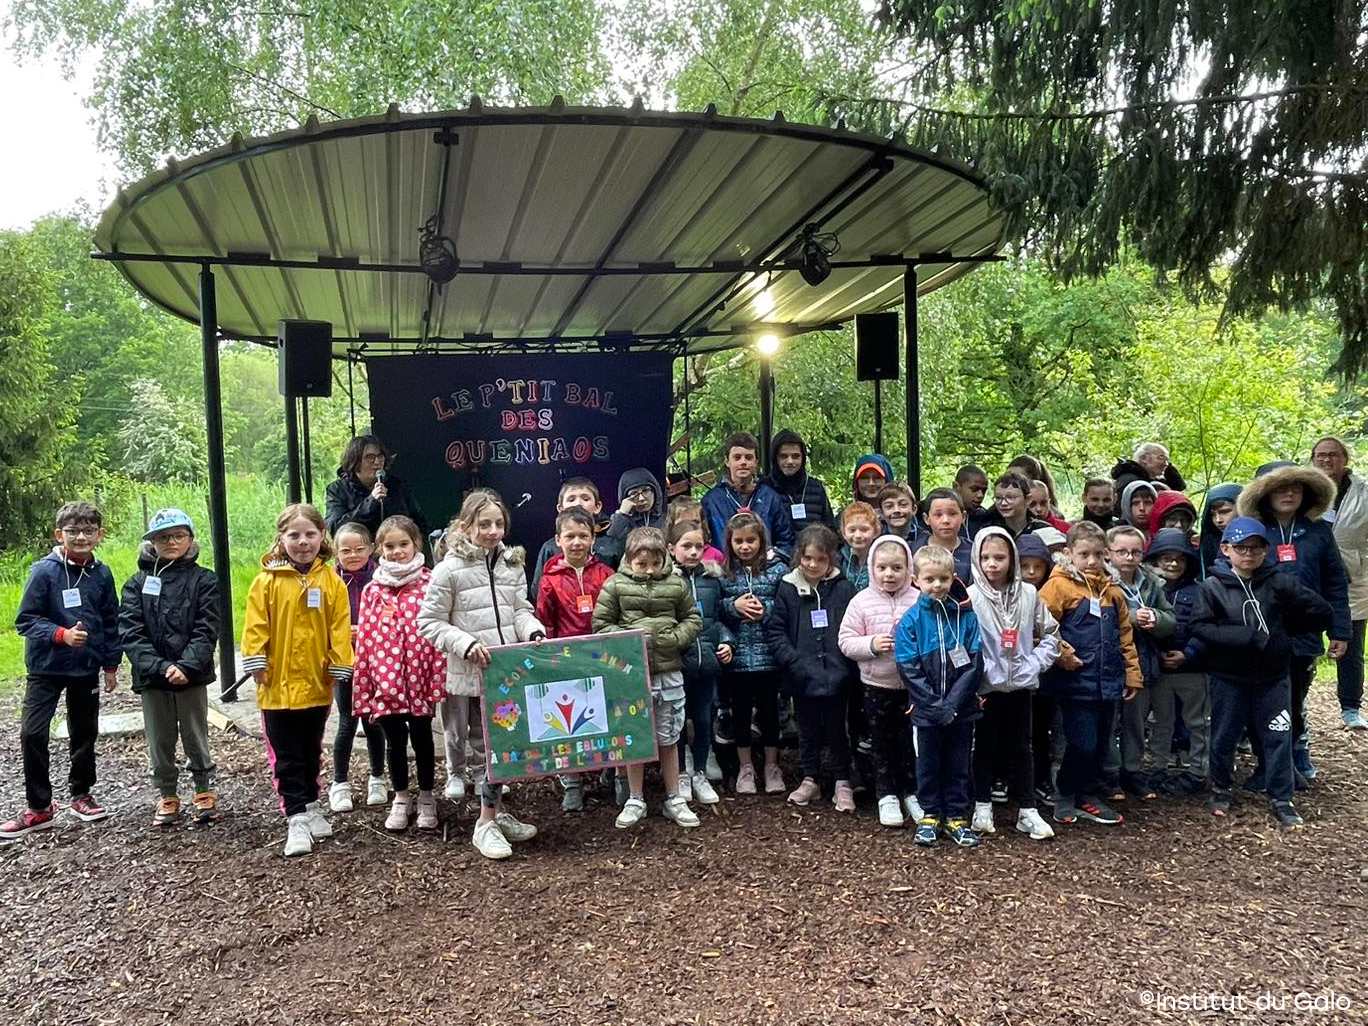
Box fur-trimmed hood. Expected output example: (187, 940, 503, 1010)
(1238, 463, 1336, 523)
(442, 528, 527, 567)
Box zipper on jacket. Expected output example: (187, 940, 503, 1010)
(487, 549, 507, 644)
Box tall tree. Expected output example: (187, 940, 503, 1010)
(835, 0, 1368, 371)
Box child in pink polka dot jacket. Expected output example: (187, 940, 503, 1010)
(353, 515, 447, 832)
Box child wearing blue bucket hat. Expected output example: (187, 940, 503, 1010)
(117, 508, 223, 827)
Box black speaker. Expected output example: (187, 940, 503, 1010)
(277, 320, 333, 397)
(855, 312, 899, 381)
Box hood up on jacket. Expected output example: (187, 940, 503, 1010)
(866, 533, 915, 585)
(1143, 528, 1199, 584)
(1198, 483, 1242, 576)
(851, 452, 894, 500)
(1239, 462, 1336, 523)
(770, 428, 809, 485)
(1150, 491, 1197, 532)
(616, 467, 664, 519)
(969, 525, 1033, 631)
(1015, 532, 1053, 579)
(1119, 480, 1159, 531)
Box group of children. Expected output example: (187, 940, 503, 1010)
(3, 432, 1348, 857)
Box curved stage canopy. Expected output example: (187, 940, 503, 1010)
(94, 101, 1005, 355)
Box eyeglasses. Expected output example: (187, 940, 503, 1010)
(60, 526, 100, 537)
(1229, 544, 1265, 556)
(155, 531, 192, 543)
(361, 452, 386, 463)
(1313, 452, 1345, 462)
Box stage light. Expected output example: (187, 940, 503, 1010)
(796, 224, 840, 287)
(756, 333, 781, 356)
(418, 214, 460, 285)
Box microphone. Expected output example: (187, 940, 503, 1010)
(376, 470, 387, 485)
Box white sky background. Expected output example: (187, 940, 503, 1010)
(0, 20, 115, 231)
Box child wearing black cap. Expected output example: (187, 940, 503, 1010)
(1192, 517, 1332, 829)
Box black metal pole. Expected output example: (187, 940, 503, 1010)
(874, 378, 883, 455)
(199, 267, 237, 701)
(347, 356, 356, 436)
(301, 397, 313, 504)
(759, 354, 774, 475)
(285, 393, 302, 503)
(904, 266, 921, 496)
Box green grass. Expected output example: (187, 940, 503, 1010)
(1, 474, 293, 684)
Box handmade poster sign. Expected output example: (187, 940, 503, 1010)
(480, 630, 656, 783)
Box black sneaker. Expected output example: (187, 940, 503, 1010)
(713, 710, 734, 746)
(1166, 772, 1206, 797)
(1271, 802, 1303, 830)
(1209, 789, 1232, 818)
(1034, 785, 1056, 807)
(990, 780, 1008, 804)
(1077, 798, 1123, 824)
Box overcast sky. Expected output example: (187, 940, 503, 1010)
(0, 30, 114, 230)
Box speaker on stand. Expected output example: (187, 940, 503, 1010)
(278, 320, 333, 503)
(855, 312, 899, 455)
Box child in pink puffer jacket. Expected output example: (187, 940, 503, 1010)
(838, 535, 921, 828)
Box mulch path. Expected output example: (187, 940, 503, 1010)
(1, 685, 1366, 1026)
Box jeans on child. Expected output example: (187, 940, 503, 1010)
(1055, 697, 1113, 805)
(683, 670, 716, 770)
(1209, 675, 1294, 803)
(914, 720, 973, 821)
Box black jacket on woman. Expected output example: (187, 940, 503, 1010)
(324, 470, 429, 538)
(764, 567, 857, 698)
(118, 543, 221, 692)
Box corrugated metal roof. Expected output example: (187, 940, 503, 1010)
(94, 102, 1005, 354)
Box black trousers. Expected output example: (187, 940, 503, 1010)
(915, 719, 974, 821)
(795, 694, 852, 779)
(378, 714, 436, 792)
(21, 673, 100, 810)
(332, 676, 386, 781)
(973, 690, 1034, 807)
(262, 706, 329, 816)
(864, 686, 916, 797)
(1032, 692, 1056, 793)
(728, 670, 780, 748)
(1338, 619, 1366, 712)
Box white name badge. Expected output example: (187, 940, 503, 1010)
(142, 576, 163, 596)
(61, 588, 82, 609)
(791, 503, 807, 521)
(306, 587, 322, 608)
(949, 646, 970, 668)
(810, 608, 829, 628)
(1088, 598, 1103, 618)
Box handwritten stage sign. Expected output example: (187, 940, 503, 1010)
(480, 631, 657, 784)
(366, 352, 674, 549)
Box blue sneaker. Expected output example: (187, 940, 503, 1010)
(1342, 708, 1368, 730)
(1293, 747, 1316, 781)
(914, 817, 939, 846)
(943, 818, 981, 847)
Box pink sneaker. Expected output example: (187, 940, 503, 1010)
(764, 764, 786, 794)
(735, 764, 757, 795)
(787, 778, 821, 806)
(833, 780, 855, 813)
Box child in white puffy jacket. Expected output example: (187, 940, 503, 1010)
(418, 490, 546, 861)
(966, 526, 1061, 841)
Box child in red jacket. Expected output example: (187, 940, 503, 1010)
(536, 508, 615, 812)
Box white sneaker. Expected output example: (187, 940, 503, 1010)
(878, 795, 905, 828)
(328, 781, 354, 813)
(678, 773, 694, 802)
(385, 793, 412, 831)
(284, 814, 313, 857)
(903, 795, 925, 822)
(972, 801, 996, 834)
(444, 776, 467, 800)
(493, 810, 537, 842)
(366, 776, 388, 806)
(663, 795, 700, 828)
(615, 797, 648, 829)
(304, 801, 332, 839)
(1016, 808, 1056, 840)
(691, 773, 720, 805)
(416, 791, 438, 830)
(472, 819, 512, 859)
(704, 751, 724, 782)
(684, 748, 695, 776)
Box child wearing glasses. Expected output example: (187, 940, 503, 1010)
(117, 508, 222, 827)
(4, 502, 123, 838)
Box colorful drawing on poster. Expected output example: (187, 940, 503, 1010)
(525, 677, 609, 742)
(491, 700, 521, 731)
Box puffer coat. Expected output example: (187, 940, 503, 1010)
(718, 557, 788, 672)
(417, 531, 546, 696)
(593, 559, 702, 675)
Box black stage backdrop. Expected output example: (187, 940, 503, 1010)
(366, 352, 675, 553)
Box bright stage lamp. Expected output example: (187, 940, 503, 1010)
(756, 333, 781, 356)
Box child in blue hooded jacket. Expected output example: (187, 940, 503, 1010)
(895, 544, 983, 848)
